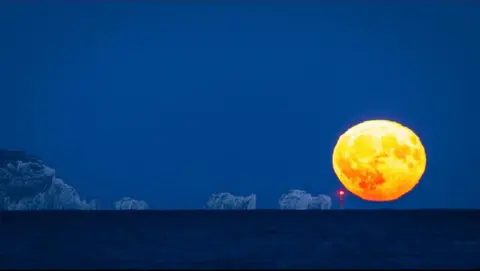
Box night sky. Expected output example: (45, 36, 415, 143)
(1, 2, 478, 209)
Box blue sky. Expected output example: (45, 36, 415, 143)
(1, 2, 478, 208)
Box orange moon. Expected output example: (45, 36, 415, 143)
(332, 120, 427, 202)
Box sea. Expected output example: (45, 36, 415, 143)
(0, 210, 479, 269)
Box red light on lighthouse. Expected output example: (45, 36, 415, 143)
(338, 190, 345, 197)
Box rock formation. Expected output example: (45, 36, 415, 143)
(205, 192, 256, 210)
(279, 189, 331, 210)
(114, 197, 149, 210)
(0, 149, 96, 210)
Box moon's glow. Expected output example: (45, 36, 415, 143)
(332, 120, 427, 202)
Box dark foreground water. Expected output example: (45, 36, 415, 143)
(0, 210, 479, 269)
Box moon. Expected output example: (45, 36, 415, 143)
(332, 120, 427, 202)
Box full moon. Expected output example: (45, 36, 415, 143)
(332, 120, 427, 202)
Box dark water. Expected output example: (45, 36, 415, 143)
(0, 210, 479, 269)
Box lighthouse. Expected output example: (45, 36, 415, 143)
(337, 189, 345, 209)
